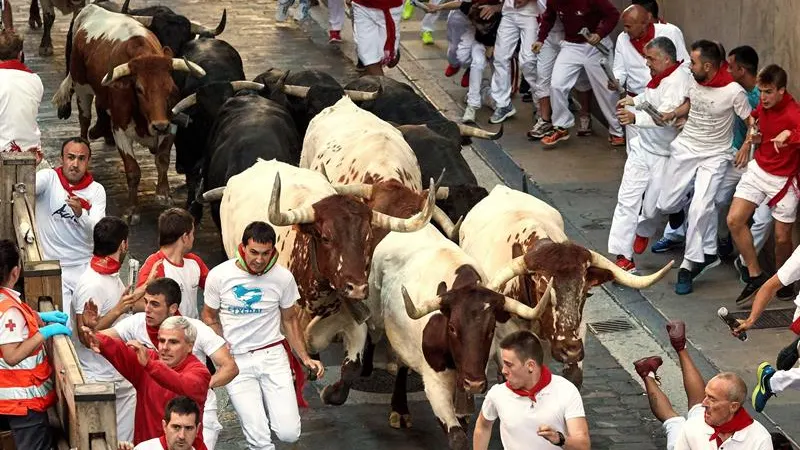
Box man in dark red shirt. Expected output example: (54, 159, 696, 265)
(533, 0, 623, 148)
(727, 64, 800, 305)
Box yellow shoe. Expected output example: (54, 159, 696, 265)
(402, 0, 414, 20)
(421, 30, 434, 45)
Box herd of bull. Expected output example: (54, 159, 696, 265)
(39, 1, 675, 448)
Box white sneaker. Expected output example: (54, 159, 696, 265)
(527, 118, 553, 140)
(461, 106, 477, 124)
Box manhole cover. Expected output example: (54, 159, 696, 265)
(588, 318, 635, 334)
(351, 368, 425, 393)
(727, 309, 794, 330)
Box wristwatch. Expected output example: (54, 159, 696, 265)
(555, 431, 566, 447)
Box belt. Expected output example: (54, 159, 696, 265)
(767, 172, 800, 209)
(248, 339, 287, 354)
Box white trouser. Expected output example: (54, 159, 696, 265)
(203, 390, 223, 450)
(770, 368, 800, 393)
(446, 10, 469, 67)
(657, 142, 730, 264)
(111, 378, 136, 443)
(714, 160, 774, 256)
(328, 0, 345, 30)
(61, 262, 88, 328)
(421, 0, 443, 32)
(663, 404, 704, 450)
(490, 11, 538, 109)
(352, 3, 403, 66)
(608, 146, 669, 258)
(226, 346, 301, 450)
(535, 34, 591, 101)
(456, 29, 486, 108)
(550, 39, 623, 137)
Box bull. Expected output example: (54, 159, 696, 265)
(365, 224, 551, 450)
(51, 4, 206, 223)
(458, 185, 673, 387)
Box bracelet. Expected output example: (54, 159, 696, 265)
(555, 431, 566, 447)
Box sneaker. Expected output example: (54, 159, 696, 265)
(651, 237, 684, 253)
(527, 118, 553, 140)
(490, 105, 516, 124)
(541, 127, 570, 147)
(577, 115, 592, 136)
(293, 1, 310, 21)
(752, 362, 776, 413)
(633, 356, 663, 380)
(675, 268, 693, 295)
(777, 285, 796, 301)
(444, 64, 460, 77)
(276, 0, 293, 21)
(402, 0, 414, 20)
(615, 255, 636, 272)
(633, 235, 649, 255)
(691, 254, 721, 280)
(734, 258, 750, 284)
(666, 320, 686, 352)
(609, 135, 625, 147)
(736, 272, 770, 306)
(718, 234, 734, 259)
(521, 92, 533, 103)
(328, 30, 342, 43)
(776, 336, 800, 371)
(461, 106, 477, 124)
(460, 69, 470, 88)
(421, 30, 434, 45)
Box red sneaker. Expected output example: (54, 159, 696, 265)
(444, 64, 460, 77)
(609, 135, 626, 147)
(541, 128, 569, 147)
(633, 356, 663, 380)
(633, 235, 649, 255)
(615, 255, 636, 272)
(460, 69, 470, 88)
(328, 30, 342, 43)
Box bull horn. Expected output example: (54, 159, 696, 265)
(343, 89, 379, 101)
(435, 187, 449, 200)
(487, 255, 529, 291)
(130, 15, 152, 27)
(432, 207, 460, 241)
(503, 276, 554, 320)
(190, 9, 227, 36)
(268, 173, 316, 226)
(101, 62, 132, 86)
(121, 0, 130, 13)
(372, 178, 436, 232)
(589, 250, 673, 289)
(231, 81, 265, 92)
(282, 84, 310, 98)
(171, 93, 197, 115)
(172, 58, 206, 78)
(458, 123, 503, 140)
(333, 183, 373, 199)
(402, 285, 442, 320)
(201, 186, 226, 203)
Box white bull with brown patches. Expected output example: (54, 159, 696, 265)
(458, 185, 673, 387)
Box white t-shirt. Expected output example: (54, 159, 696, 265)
(675, 412, 772, 450)
(134, 437, 194, 450)
(71, 265, 128, 381)
(632, 68, 694, 156)
(0, 289, 29, 346)
(35, 169, 107, 267)
(613, 23, 691, 96)
(204, 259, 299, 355)
(0, 65, 43, 152)
(137, 251, 209, 319)
(675, 80, 751, 156)
(481, 375, 586, 450)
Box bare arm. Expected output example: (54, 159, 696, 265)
(0, 333, 45, 366)
(201, 305, 224, 338)
(472, 412, 494, 450)
(280, 305, 324, 377)
(208, 344, 238, 389)
(563, 417, 591, 450)
(735, 275, 783, 334)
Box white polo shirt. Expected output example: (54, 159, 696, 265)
(203, 259, 299, 355)
(0, 62, 43, 152)
(613, 23, 691, 96)
(134, 437, 194, 450)
(481, 374, 586, 450)
(137, 251, 209, 319)
(675, 411, 772, 450)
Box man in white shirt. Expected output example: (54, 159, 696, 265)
(202, 221, 324, 450)
(137, 208, 209, 319)
(35, 137, 106, 319)
(0, 30, 43, 155)
(129, 396, 201, 450)
(656, 40, 752, 295)
(92, 277, 238, 450)
(473, 330, 589, 450)
(608, 37, 692, 272)
(72, 216, 139, 442)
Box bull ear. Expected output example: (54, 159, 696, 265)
(586, 267, 614, 288)
(435, 281, 448, 297)
(163, 46, 174, 58)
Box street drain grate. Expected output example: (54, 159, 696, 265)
(588, 318, 635, 334)
(727, 309, 794, 330)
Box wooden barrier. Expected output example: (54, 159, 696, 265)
(0, 153, 117, 450)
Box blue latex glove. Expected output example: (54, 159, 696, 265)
(39, 323, 72, 339)
(39, 311, 69, 325)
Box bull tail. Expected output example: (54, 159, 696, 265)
(52, 74, 74, 119)
(64, 15, 75, 75)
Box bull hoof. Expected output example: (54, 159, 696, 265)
(563, 364, 583, 389)
(155, 194, 174, 206)
(446, 427, 468, 450)
(386, 361, 399, 376)
(38, 45, 53, 57)
(29, 17, 42, 29)
(320, 381, 350, 406)
(188, 202, 204, 224)
(57, 104, 72, 120)
(388, 411, 412, 429)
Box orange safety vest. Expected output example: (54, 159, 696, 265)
(0, 289, 56, 416)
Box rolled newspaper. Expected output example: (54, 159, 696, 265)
(600, 57, 625, 95)
(634, 100, 668, 126)
(578, 27, 611, 57)
(128, 258, 140, 296)
(749, 120, 759, 155)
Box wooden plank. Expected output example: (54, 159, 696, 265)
(76, 383, 117, 450)
(12, 191, 41, 263)
(23, 261, 63, 313)
(0, 154, 14, 241)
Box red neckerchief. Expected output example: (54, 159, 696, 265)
(146, 310, 183, 347)
(630, 23, 655, 57)
(699, 61, 735, 88)
(55, 167, 94, 211)
(0, 60, 33, 73)
(90, 255, 121, 275)
(505, 365, 552, 402)
(158, 435, 168, 450)
(709, 407, 753, 446)
(647, 61, 683, 89)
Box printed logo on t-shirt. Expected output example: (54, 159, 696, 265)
(52, 203, 79, 222)
(230, 284, 263, 314)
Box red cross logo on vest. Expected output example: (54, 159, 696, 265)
(4, 319, 16, 332)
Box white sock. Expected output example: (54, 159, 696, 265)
(680, 259, 693, 271)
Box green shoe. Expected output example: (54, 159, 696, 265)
(402, 0, 414, 20)
(752, 362, 776, 412)
(421, 30, 434, 45)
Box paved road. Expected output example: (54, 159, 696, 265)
(11, 0, 666, 448)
